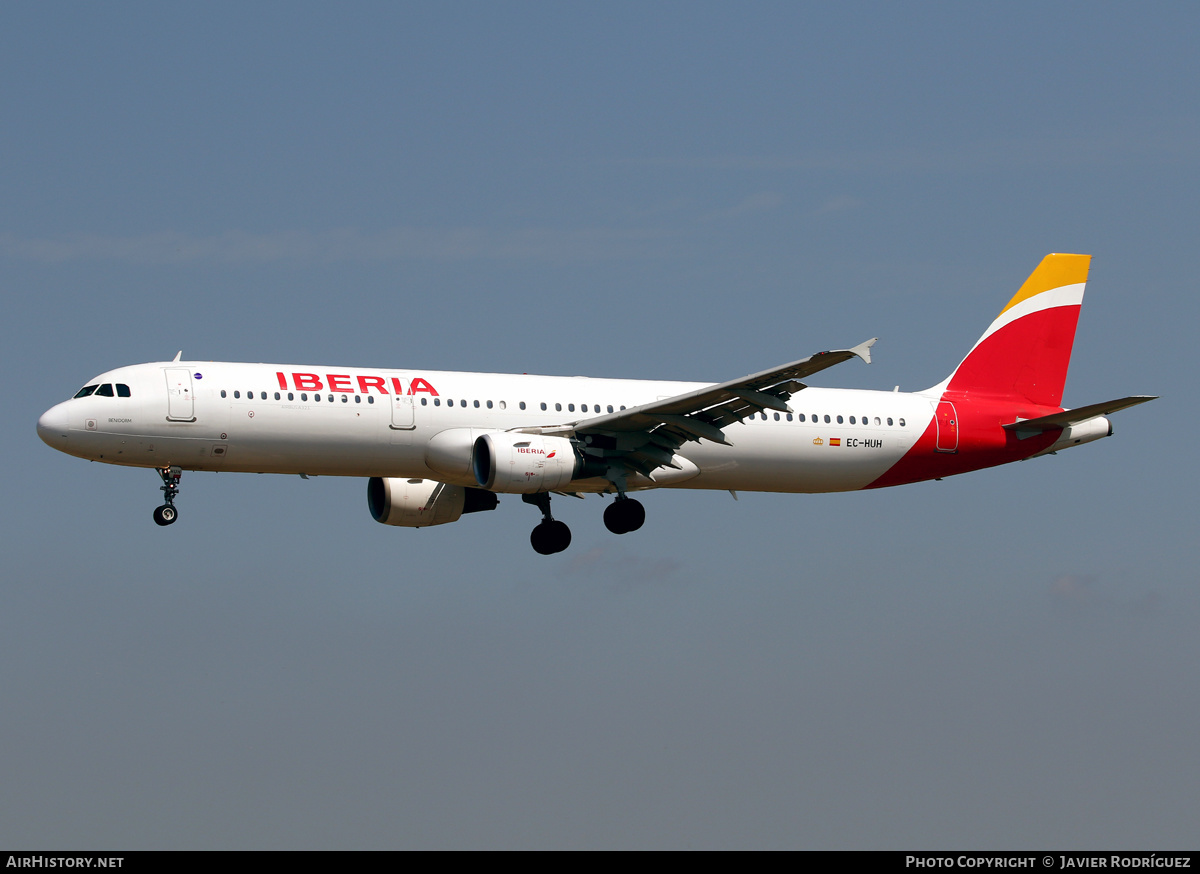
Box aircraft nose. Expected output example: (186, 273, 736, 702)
(37, 402, 70, 450)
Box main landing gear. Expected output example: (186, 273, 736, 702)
(603, 496, 645, 535)
(523, 492, 648, 554)
(153, 465, 182, 526)
(523, 493, 571, 555)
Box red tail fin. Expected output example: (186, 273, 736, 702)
(938, 254, 1090, 407)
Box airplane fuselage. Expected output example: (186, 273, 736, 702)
(39, 361, 947, 493)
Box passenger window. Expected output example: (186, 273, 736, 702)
(355, 396, 361, 404)
(434, 398, 440, 406)
(421, 397, 427, 405)
(849, 416, 856, 424)
(607, 405, 613, 413)
(288, 392, 294, 401)
(874, 416, 881, 425)
(786, 413, 793, 421)
(368, 396, 374, 404)
(73, 385, 98, 399)
(520, 402, 527, 410)
(540, 402, 547, 411)
(555, 403, 562, 412)
(837, 415, 843, 424)
(773, 413, 780, 421)
(824, 414, 830, 423)
(798, 413, 805, 422)
(327, 395, 333, 402)
(341, 395, 348, 403)
(899, 418, 906, 427)
(314, 394, 321, 402)
(486, 400, 493, 409)
(474, 400, 480, 408)
(568, 404, 575, 412)
(301, 393, 308, 401)
(234, 391, 241, 399)
(117, 384, 131, 397)
(221, 390, 227, 398)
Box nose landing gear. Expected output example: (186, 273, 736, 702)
(153, 465, 182, 526)
(523, 492, 571, 555)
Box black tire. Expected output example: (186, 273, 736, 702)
(604, 500, 628, 534)
(604, 498, 645, 534)
(546, 519, 571, 553)
(531, 519, 571, 555)
(153, 504, 177, 526)
(531, 522, 555, 554)
(620, 498, 645, 532)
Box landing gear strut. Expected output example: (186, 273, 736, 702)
(603, 496, 645, 535)
(153, 465, 182, 526)
(523, 493, 571, 555)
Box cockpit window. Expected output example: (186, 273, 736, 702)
(95, 384, 114, 397)
(74, 385, 98, 399)
(116, 384, 131, 397)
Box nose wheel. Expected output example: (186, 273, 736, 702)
(153, 465, 182, 526)
(153, 504, 178, 526)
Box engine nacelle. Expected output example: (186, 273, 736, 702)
(425, 428, 488, 485)
(367, 477, 498, 527)
(472, 433, 582, 493)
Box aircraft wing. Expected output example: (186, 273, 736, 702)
(521, 338, 876, 480)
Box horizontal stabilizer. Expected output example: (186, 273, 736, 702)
(1003, 395, 1157, 435)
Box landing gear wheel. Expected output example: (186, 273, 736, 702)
(153, 466, 182, 528)
(603, 498, 645, 534)
(531, 519, 572, 555)
(153, 504, 178, 526)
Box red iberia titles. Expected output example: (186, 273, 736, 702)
(276, 372, 439, 396)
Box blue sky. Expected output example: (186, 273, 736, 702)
(3, 2, 1197, 848)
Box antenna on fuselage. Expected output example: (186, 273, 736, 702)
(172, 351, 182, 362)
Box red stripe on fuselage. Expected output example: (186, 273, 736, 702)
(864, 395, 1062, 489)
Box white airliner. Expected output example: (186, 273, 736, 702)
(38, 254, 1153, 554)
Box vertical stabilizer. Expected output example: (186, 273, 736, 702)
(935, 253, 1090, 407)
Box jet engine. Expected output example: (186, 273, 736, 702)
(367, 477, 498, 527)
(472, 433, 582, 493)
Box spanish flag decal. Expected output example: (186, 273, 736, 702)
(830, 438, 842, 446)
